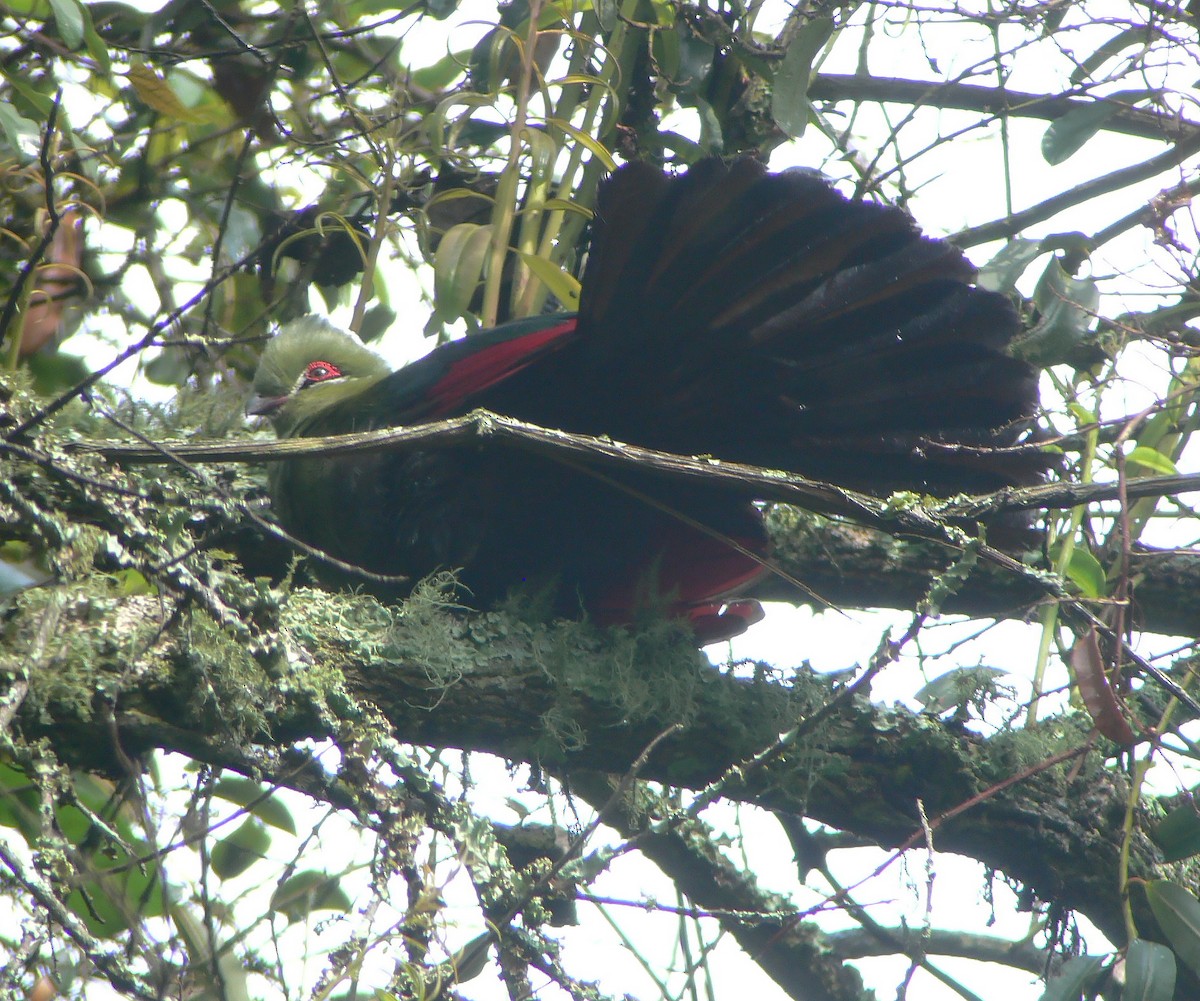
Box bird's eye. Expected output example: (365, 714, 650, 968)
(302, 360, 342, 385)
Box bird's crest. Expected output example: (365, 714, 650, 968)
(250, 317, 391, 433)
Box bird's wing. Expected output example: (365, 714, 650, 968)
(348, 314, 581, 426)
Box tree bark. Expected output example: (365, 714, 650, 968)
(7, 584, 1165, 954)
(759, 512, 1200, 639)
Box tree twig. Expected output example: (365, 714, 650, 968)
(952, 133, 1200, 247)
(808, 73, 1200, 144)
(81, 408, 1200, 521)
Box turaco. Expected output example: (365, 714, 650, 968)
(249, 157, 1041, 642)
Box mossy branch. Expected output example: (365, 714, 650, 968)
(73, 410, 1200, 715)
(77, 408, 1200, 519)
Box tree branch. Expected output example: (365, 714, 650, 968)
(808, 73, 1200, 145)
(567, 771, 875, 1001)
(825, 927, 1073, 975)
(760, 514, 1200, 640)
(83, 410, 1200, 527)
(11, 587, 1166, 953)
(952, 133, 1200, 247)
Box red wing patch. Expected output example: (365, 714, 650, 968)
(658, 528, 767, 607)
(688, 600, 766, 644)
(425, 318, 579, 417)
(593, 521, 768, 643)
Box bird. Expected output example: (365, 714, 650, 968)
(249, 157, 1041, 642)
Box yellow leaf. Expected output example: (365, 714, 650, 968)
(519, 252, 580, 309)
(128, 62, 203, 122)
(543, 118, 616, 170)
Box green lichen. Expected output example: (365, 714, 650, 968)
(5, 580, 171, 722)
(274, 572, 713, 755)
(548, 614, 707, 715)
(175, 604, 274, 737)
(981, 714, 1102, 786)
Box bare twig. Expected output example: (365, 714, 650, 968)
(953, 133, 1200, 247)
(82, 409, 1200, 521)
(809, 74, 1200, 144)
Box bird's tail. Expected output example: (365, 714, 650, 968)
(575, 157, 1043, 496)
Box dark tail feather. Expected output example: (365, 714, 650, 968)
(576, 158, 1043, 495)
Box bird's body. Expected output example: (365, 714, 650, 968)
(251, 158, 1040, 640)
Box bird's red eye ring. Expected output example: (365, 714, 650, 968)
(303, 360, 342, 384)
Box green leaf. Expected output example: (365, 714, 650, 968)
(1041, 90, 1158, 164)
(143, 345, 194, 386)
(525, 120, 559, 175)
(1011, 256, 1100, 366)
(170, 903, 253, 1001)
(771, 15, 832, 138)
(518, 252, 581, 309)
(1038, 954, 1106, 1000)
(1145, 880, 1200, 976)
(1067, 402, 1096, 425)
(66, 834, 165, 937)
(672, 30, 714, 97)
(1040, 4, 1068, 33)
(1153, 804, 1200, 862)
(426, 186, 496, 213)
(447, 932, 493, 984)
(212, 777, 297, 834)
(82, 4, 113, 74)
(694, 95, 723, 156)
(977, 238, 1043, 292)
(469, 26, 518, 93)
(1124, 938, 1177, 1001)
(0, 761, 41, 839)
(541, 197, 592, 219)
(0, 65, 56, 116)
(47, 0, 84, 48)
(0, 102, 40, 157)
(113, 569, 152, 596)
(358, 303, 397, 345)
(0, 541, 31, 562)
(67, 884, 133, 936)
(433, 222, 492, 321)
(544, 117, 616, 170)
(1034, 258, 1100, 331)
(26, 350, 90, 394)
(69, 772, 127, 821)
(270, 870, 353, 922)
(127, 62, 205, 122)
(652, 26, 680, 85)
(410, 49, 470, 90)
(1042, 104, 1122, 165)
(1125, 445, 1178, 476)
(211, 818, 272, 880)
(593, 0, 616, 30)
(0, 0, 51, 13)
(1064, 548, 1106, 599)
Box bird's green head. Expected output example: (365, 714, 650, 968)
(249, 316, 392, 436)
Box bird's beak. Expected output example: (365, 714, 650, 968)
(246, 393, 286, 417)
